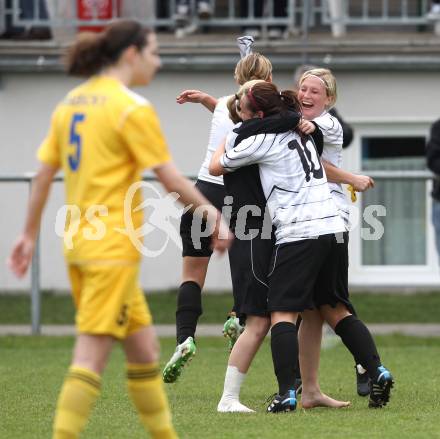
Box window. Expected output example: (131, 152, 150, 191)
(361, 136, 427, 265)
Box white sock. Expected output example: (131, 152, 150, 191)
(217, 400, 255, 413)
(220, 365, 246, 402)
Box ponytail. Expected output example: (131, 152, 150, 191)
(65, 19, 151, 77)
(66, 32, 105, 76)
(241, 82, 301, 118)
(227, 94, 242, 124)
(279, 89, 301, 114)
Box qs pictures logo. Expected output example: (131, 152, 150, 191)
(54, 182, 191, 257)
(116, 181, 191, 257)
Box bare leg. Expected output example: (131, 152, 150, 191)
(72, 333, 114, 374)
(270, 311, 297, 326)
(320, 302, 351, 330)
(228, 315, 270, 373)
(299, 310, 350, 409)
(218, 315, 270, 412)
(181, 255, 210, 287)
(123, 325, 160, 364)
(298, 309, 322, 397)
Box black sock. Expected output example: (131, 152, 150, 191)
(349, 308, 362, 366)
(294, 316, 302, 380)
(334, 315, 381, 379)
(270, 322, 298, 395)
(176, 281, 202, 344)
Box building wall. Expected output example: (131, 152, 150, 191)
(1, 70, 439, 291)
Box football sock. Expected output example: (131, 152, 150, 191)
(270, 322, 298, 395)
(52, 366, 101, 439)
(127, 363, 177, 439)
(176, 281, 202, 344)
(295, 316, 302, 380)
(334, 315, 381, 380)
(220, 365, 246, 401)
(349, 306, 362, 365)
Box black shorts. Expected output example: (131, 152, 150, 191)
(331, 231, 355, 314)
(180, 179, 226, 257)
(267, 233, 354, 313)
(228, 230, 275, 321)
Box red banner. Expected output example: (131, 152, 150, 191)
(78, 0, 121, 32)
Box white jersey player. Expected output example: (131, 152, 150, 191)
(163, 50, 274, 396)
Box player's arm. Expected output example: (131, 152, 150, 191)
(314, 113, 343, 147)
(124, 104, 232, 251)
(8, 162, 59, 277)
(209, 139, 227, 176)
(153, 161, 233, 253)
(329, 108, 354, 148)
(176, 89, 218, 113)
(210, 132, 266, 177)
(298, 120, 324, 155)
(323, 160, 374, 192)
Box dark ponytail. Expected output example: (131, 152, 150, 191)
(279, 89, 301, 115)
(245, 82, 302, 118)
(66, 20, 151, 77)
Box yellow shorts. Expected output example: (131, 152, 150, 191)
(68, 263, 152, 340)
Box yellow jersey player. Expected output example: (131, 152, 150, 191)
(8, 20, 232, 439)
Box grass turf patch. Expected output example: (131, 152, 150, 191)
(1, 335, 440, 438)
(1, 291, 440, 324)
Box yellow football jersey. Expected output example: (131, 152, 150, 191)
(38, 76, 171, 263)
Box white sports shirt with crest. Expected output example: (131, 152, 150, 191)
(220, 126, 346, 244)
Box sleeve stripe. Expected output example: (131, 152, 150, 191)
(290, 214, 340, 224)
(227, 134, 266, 160)
(222, 133, 275, 169)
(275, 196, 334, 210)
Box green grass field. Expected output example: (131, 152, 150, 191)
(2, 291, 440, 324)
(1, 334, 440, 439)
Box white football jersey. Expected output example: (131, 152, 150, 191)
(314, 111, 350, 230)
(197, 96, 234, 185)
(221, 126, 345, 244)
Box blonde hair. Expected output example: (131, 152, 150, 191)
(299, 68, 337, 109)
(227, 79, 266, 124)
(234, 53, 272, 86)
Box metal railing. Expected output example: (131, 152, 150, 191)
(6, 0, 301, 34)
(2, 0, 436, 38)
(1, 170, 434, 334)
(322, 0, 431, 26)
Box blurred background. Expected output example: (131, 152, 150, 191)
(1, 0, 440, 298)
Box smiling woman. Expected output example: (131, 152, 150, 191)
(297, 68, 337, 120)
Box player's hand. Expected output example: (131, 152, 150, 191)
(298, 119, 316, 135)
(7, 234, 35, 278)
(176, 89, 208, 105)
(211, 215, 234, 254)
(351, 175, 375, 192)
